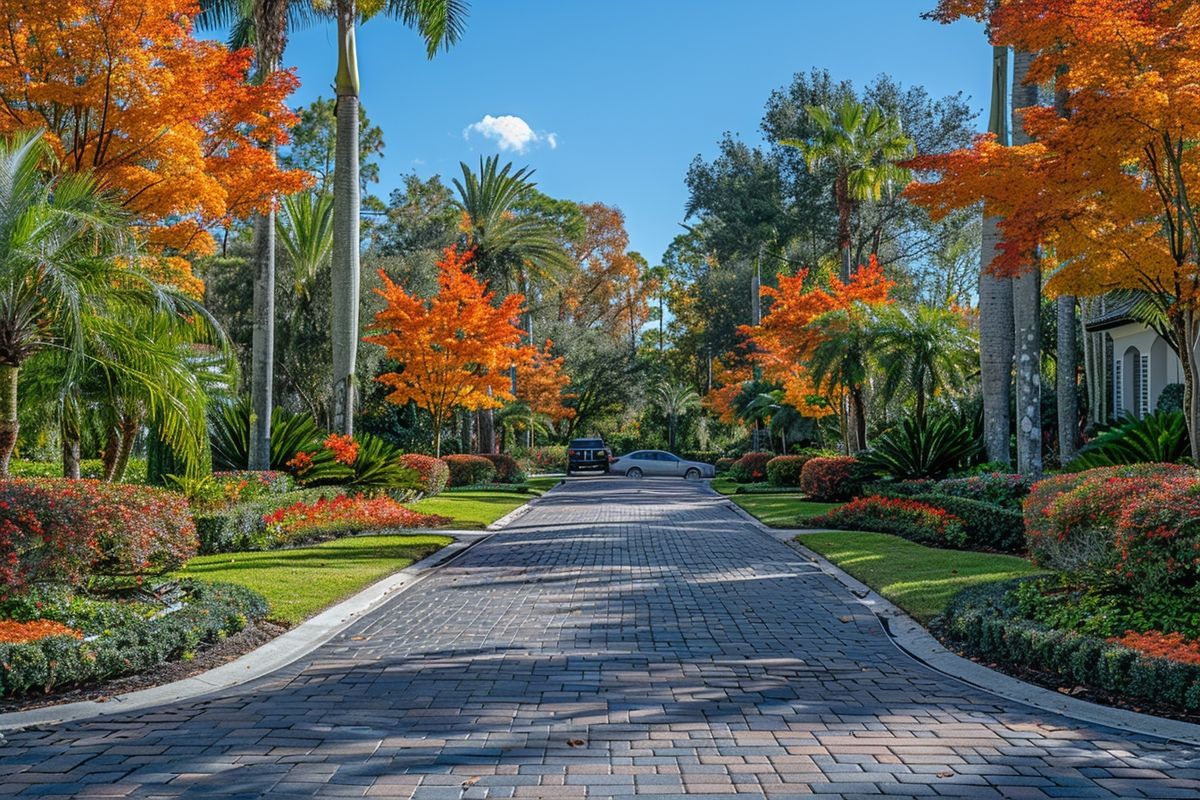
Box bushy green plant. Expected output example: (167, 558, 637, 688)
(1012, 577, 1200, 640)
(765, 455, 809, 487)
(479, 453, 526, 484)
(512, 445, 567, 474)
(1158, 383, 1185, 415)
(1070, 411, 1189, 470)
(859, 413, 982, 480)
(1113, 476, 1200, 593)
(192, 488, 340, 554)
(715, 457, 736, 474)
(442, 454, 497, 487)
(210, 399, 342, 482)
(399, 454, 449, 496)
(799, 456, 864, 502)
(343, 433, 422, 493)
(729, 452, 773, 483)
(810, 495, 967, 548)
(0, 580, 267, 698)
(935, 473, 1031, 511)
(910, 493, 1025, 553)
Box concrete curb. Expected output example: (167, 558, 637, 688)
(715, 491, 1200, 746)
(0, 484, 561, 734)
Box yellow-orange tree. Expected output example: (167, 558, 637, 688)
(365, 247, 528, 456)
(0, 0, 308, 294)
(910, 0, 1200, 459)
(517, 341, 576, 425)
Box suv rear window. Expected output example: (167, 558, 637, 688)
(570, 439, 604, 448)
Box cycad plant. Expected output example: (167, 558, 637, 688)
(860, 411, 983, 480)
(1070, 412, 1189, 470)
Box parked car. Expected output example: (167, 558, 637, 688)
(611, 450, 715, 479)
(567, 437, 611, 475)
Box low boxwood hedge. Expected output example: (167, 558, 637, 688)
(910, 493, 1025, 553)
(940, 579, 1200, 712)
(0, 580, 267, 698)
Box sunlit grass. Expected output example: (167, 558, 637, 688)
(800, 531, 1042, 622)
(728, 494, 842, 528)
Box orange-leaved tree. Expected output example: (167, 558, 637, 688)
(704, 361, 752, 426)
(745, 256, 893, 450)
(365, 247, 528, 456)
(0, 0, 309, 295)
(909, 0, 1200, 460)
(517, 340, 576, 424)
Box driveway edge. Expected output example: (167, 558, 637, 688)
(717, 493, 1200, 746)
(0, 485, 561, 734)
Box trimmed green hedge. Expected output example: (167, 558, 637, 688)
(0, 580, 267, 698)
(940, 580, 1200, 712)
(911, 493, 1025, 553)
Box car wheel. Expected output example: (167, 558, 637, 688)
(626, 467, 643, 479)
(684, 468, 701, 480)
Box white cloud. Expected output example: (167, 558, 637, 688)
(464, 115, 557, 153)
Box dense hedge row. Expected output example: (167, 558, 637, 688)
(442, 454, 497, 487)
(800, 457, 863, 502)
(193, 488, 341, 554)
(911, 493, 1025, 553)
(0, 580, 267, 698)
(941, 580, 1200, 711)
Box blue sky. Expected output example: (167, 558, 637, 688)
(267, 1, 987, 265)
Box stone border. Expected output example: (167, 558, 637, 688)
(0, 482, 562, 734)
(716, 491, 1200, 746)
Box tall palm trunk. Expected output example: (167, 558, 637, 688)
(980, 45, 1014, 467)
(61, 395, 81, 479)
(0, 363, 18, 478)
(331, 0, 361, 435)
(835, 170, 852, 282)
(249, 183, 276, 469)
(1012, 48, 1043, 477)
(1053, 71, 1078, 464)
(107, 412, 141, 483)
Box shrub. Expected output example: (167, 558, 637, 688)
(442, 454, 497, 487)
(799, 456, 864, 502)
(262, 495, 450, 543)
(941, 580, 1200, 712)
(766, 455, 809, 487)
(1024, 463, 1198, 578)
(861, 478, 937, 498)
(859, 413, 983, 480)
(1114, 631, 1200, 666)
(192, 488, 339, 554)
(479, 453, 527, 484)
(730, 452, 773, 483)
(715, 457, 736, 474)
(1071, 411, 1189, 470)
(935, 473, 1031, 511)
(1158, 383, 1185, 415)
(0, 619, 82, 644)
(679, 451, 722, 465)
(910, 493, 1025, 553)
(513, 445, 567, 474)
(0, 480, 196, 595)
(211, 398, 326, 474)
(399, 454, 449, 496)
(1112, 476, 1200, 593)
(0, 580, 266, 698)
(810, 495, 967, 548)
(170, 470, 295, 512)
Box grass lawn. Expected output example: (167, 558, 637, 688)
(176, 534, 453, 624)
(800, 530, 1042, 623)
(712, 476, 738, 495)
(728, 493, 842, 528)
(408, 478, 560, 529)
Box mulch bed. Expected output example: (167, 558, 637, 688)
(0, 620, 288, 714)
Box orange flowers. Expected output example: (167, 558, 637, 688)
(286, 451, 315, 476)
(1112, 631, 1200, 667)
(0, 619, 82, 644)
(323, 434, 359, 466)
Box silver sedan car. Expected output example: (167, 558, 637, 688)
(610, 450, 715, 479)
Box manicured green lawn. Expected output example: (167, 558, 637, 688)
(728, 493, 842, 528)
(799, 531, 1042, 623)
(176, 534, 453, 624)
(408, 479, 560, 529)
(712, 476, 738, 495)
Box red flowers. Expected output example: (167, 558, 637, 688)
(323, 434, 359, 466)
(0, 619, 82, 644)
(799, 457, 863, 502)
(263, 494, 450, 541)
(811, 495, 967, 548)
(1112, 631, 1200, 667)
(287, 450, 315, 476)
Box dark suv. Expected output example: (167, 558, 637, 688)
(567, 437, 610, 475)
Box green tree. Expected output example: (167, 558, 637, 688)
(805, 304, 876, 452)
(781, 98, 914, 282)
(872, 305, 977, 423)
(277, 190, 334, 296)
(653, 382, 700, 452)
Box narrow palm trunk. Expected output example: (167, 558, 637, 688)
(1012, 48, 1042, 477)
(61, 396, 81, 479)
(249, 203, 276, 469)
(331, 0, 361, 435)
(1173, 310, 1200, 463)
(1056, 295, 1078, 462)
(835, 172, 852, 282)
(0, 364, 18, 478)
(850, 387, 867, 452)
(109, 413, 141, 483)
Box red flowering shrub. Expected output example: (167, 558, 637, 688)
(810, 495, 967, 548)
(800, 456, 864, 502)
(323, 433, 359, 466)
(1112, 476, 1200, 592)
(262, 494, 450, 543)
(1024, 464, 1197, 577)
(399, 454, 449, 496)
(479, 454, 526, 484)
(441, 454, 497, 487)
(1112, 630, 1200, 666)
(0, 619, 81, 644)
(0, 480, 197, 596)
(766, 455, 810, 487)
(730, 452, 773, 483)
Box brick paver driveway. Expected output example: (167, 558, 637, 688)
(4, 478, 1200, 799)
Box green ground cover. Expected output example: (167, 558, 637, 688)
(728, 494, 842, 528)
(799, 530, 1042, 622)
(176, 534, 452, 624)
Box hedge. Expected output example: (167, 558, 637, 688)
(479, 453, 527, 484)
(399, 454, 449, 496)
(766, 455, 809, 487)
(940, 580, 1200, 712)
(442, 454, 497, 487)
(193, 488, 340, 554)
(730, 452, 773, 483)
(809, 495, 967, 548)
(0, 580, 267, 698)
(799, 456, 864, 502)
(911, 493, 1026, 553)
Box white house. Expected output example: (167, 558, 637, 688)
(1085, 301, 1184, 419)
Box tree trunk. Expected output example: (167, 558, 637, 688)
(1056, 295, 1079, 463)
(0, 364, 19, 478)
(108, 413, 141, 483)
(850, 386, 867, 452)
(61, 396, 81, 480)
(1173, 309, 1200, 463)
(331, 0, 361, 436)
(835, 171, 852, 282)
(477, 407, 495, 454)
(977, 229, 1014, 466)
(1012, 48, 1042, 477)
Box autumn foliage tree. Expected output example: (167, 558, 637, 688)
(909, 0, 1200, 460)
(366, 247, 529, 456)
(517, 341, 576, 424)
(0, 0, 308, 295)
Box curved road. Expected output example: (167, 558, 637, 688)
(3, 478, 1200, 798)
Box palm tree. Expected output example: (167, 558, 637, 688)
(277, 190, 335, 296)
(805, 303, 876, 452)
(326, 0, 469, 436)
(453, 155, 572, 453)
(872, 305, 978, 423)
(0, 130, 214, 476)
(781, 98, 914, 281)
(653, 382, 700, 452)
